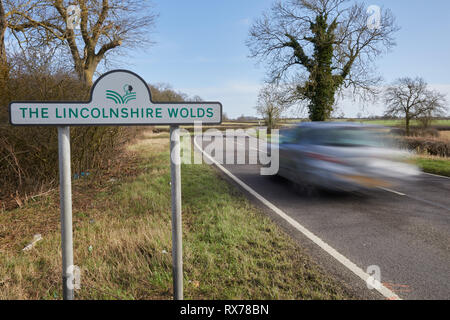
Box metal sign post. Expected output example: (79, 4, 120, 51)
(9, 70, 222, 300)
(170, 125, 183, 300)
(57, 126, 74, 300)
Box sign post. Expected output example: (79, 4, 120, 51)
(170, 125, 183, 300)
(57, 126, 74, 300)
(9, 70, 222, 300)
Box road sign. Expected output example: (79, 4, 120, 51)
(9, 69, 222, 126)
(9, 70, 222, 300)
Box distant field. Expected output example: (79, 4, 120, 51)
(359, 119, 450, 127)
(278, 119, 450, 127)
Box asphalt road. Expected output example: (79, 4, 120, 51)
(194, 133, 450, 300)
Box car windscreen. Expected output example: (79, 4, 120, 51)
(305, 127, 395, 147)
(279, 128, 298, 144)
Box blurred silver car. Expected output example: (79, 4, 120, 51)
(275, 122, 421, 192)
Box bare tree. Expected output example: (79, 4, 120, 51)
(0, 0, 6, 66)
(149, 83, 188, 102)
(0, 0, 27, 68)
(222, 112, 229, 121)
(384, 77, 447, 135)
(9, 0, 157, 86)
(256, 84, 291, 133)
(247, 0, 398, 121)
(0, 0, 28, 101)
(189, 95, 203, 102)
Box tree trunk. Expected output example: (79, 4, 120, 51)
(82, 67, 94, 87)
(0, 0, 7, 66)
(82, 59, 99, 88)
(73, 56, 99, 88)
(266, 109, 273, 135)
(0, 0, 9, 97)
(405, 114, 410, 136)
(305, 15, 336, 121)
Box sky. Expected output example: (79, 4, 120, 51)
(128, 0, 450, 118)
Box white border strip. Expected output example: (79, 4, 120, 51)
(423, 172, 450, 179)
(194, 136, 401, 300)
(377, 187, 406, 196)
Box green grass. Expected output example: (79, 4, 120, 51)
(416, 157, 450, 177)
(0, 131, 353, 300)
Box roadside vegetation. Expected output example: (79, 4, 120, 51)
(0, 0, 156, 210)
(415, 156, 450, 177)
(0, 131, 353, 299)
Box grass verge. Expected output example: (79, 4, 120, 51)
(0, 131, 353, 299)
(415, 157, 450, 177)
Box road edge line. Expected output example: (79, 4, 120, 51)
(423, 172, 450, 179)
(194, 135, 401, 301)
(377, 187, 406, 196)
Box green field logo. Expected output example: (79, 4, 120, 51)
(106, 84, 136, 104)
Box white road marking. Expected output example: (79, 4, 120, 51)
(194, 135, 401, 301)
(423, 172, 450, 179)
(235, 140, 267, 154)
(377, 187, 406, 196)
(378, 186, 450, 212)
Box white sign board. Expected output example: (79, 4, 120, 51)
(9, 70, 222, 125)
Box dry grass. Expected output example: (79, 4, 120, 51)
(0, 131, 353, 300)
(439, 131, 450, 141)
